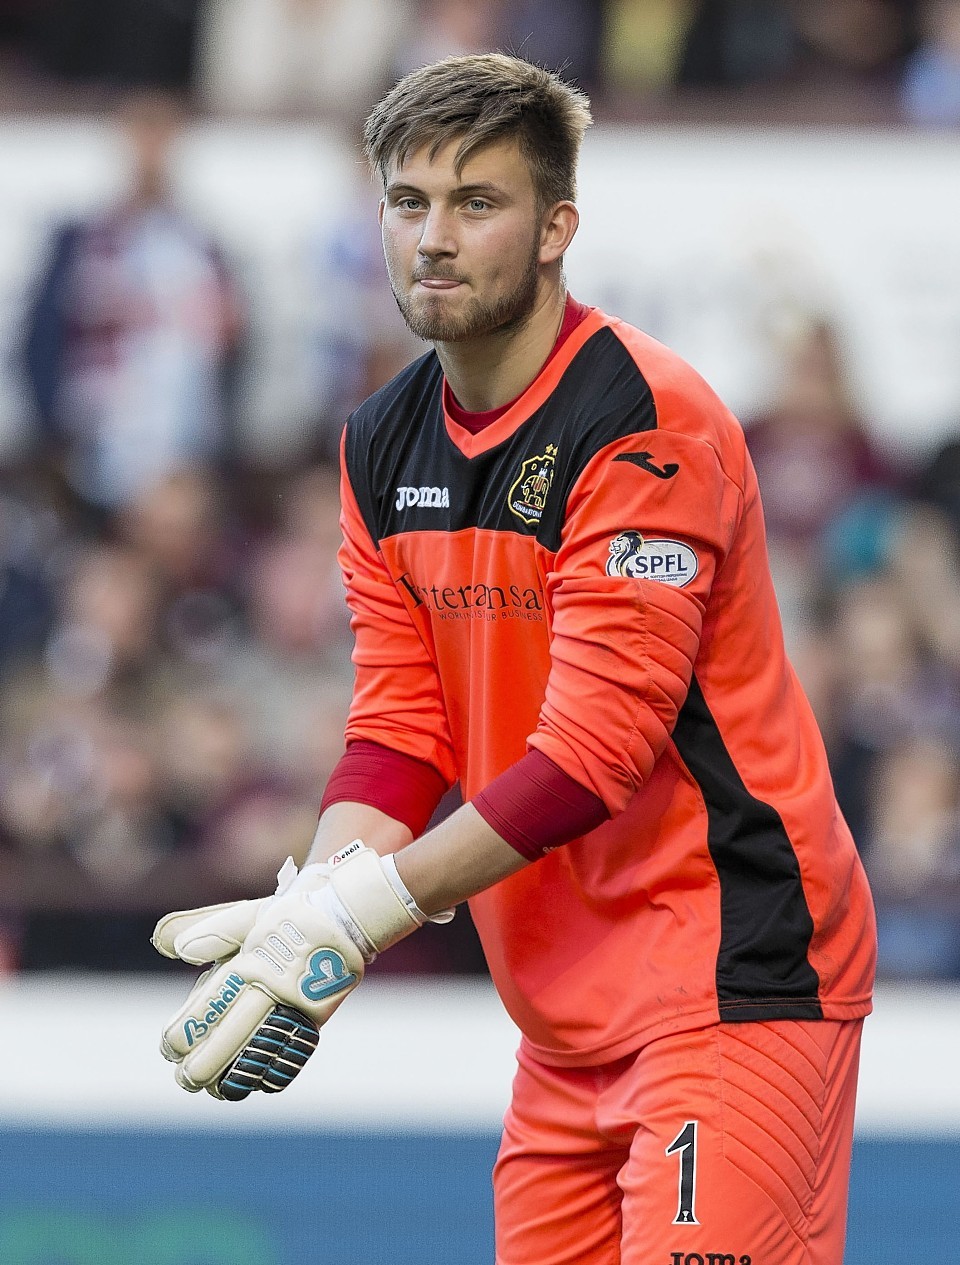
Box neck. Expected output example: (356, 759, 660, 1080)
(435, 278, 567, 413)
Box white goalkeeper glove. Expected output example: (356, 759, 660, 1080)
(153, 841, 449, 1100)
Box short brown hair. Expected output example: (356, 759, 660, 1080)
(364, 53, 593, 210)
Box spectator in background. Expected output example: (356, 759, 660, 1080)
(744, 316, 903, 638)
(117, 466, 245, 671)
(821, 503, 960, 980)
(886, 497, 960, 677)
(22, 89, 246, 518)
(242, 464, 349, 665)
(501, 0, 604, 92)
(0, 0, 37, 89)
(675, 0, 796, 89)
(865, 735, 960, 979)
(31, 0, 201, 93)
(197, 0, 411, 126)
(151, 681, 311, 898)
(905, 435, 960, 680)
(0, 478, 58, 678)
(902, 0, 960, 122)
(601, 0, 918, 106)
(0, 650, 174, 968)
(47, 541, 163, 698)
(393, 0, 505, 76)
(224, 464, 352, 759)
(600, 0, 701, 99)
(826, 573, 936, 844)
(915, 433, 960, 532)
(786, 0, 918, 88)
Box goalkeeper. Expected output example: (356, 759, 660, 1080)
(155, 53, 877, 1265)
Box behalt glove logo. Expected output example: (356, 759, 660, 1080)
(181, 972, 246, 1046)
(299, 948, 359, 1002)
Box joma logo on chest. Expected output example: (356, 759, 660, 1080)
(395, 485, 450, 510)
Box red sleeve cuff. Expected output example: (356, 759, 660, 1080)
(319, 740, 448, 837)
(472, 749, 609, 862)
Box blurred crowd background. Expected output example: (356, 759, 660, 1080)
(4, 0, 960, 125)
(1, 0, 960, 983)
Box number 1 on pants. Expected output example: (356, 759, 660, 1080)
(666, 1120, 699, 1225)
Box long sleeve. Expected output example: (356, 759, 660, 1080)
(528, 418, 743, 815)
(338, 429, 458, 793)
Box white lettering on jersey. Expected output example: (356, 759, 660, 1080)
(395, 486, 450, 510)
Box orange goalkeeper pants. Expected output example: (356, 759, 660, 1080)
(494, 1018, 863, 1265)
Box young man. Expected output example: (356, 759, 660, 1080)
(154, 54, 876, 1265)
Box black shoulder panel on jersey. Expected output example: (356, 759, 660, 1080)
(672, 674, 824, 1023)
(343, 326, 657, 549)
(343, 350, 445, 548)
(535, 326, 657, 552)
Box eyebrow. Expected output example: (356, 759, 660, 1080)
(385, 180, 507, 199)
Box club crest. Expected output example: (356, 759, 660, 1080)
(508, 445, 557, 526)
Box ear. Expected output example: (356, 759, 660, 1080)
(378, 197, 386, 227)
(539, 201, 579, 266)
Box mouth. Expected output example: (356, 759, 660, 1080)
(413, 273, 464, 290)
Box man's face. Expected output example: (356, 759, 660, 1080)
(379, 136, 546, 343)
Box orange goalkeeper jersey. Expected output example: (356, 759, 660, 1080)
(338, 305, 876, 1066)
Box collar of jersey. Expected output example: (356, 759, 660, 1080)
(441, 307, 610, 459)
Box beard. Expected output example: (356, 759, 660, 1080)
(389, 237, 541, 343)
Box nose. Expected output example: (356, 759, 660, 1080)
(418, 205, 457, 260)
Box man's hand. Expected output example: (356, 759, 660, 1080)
(152, 841, 427, 1100)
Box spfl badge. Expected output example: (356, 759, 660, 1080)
(606, 531, 698, 587)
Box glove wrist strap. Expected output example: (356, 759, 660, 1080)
(382, 853, 455, 927)
(381, 852, 427, 925)
(324, 841, 422, 953)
